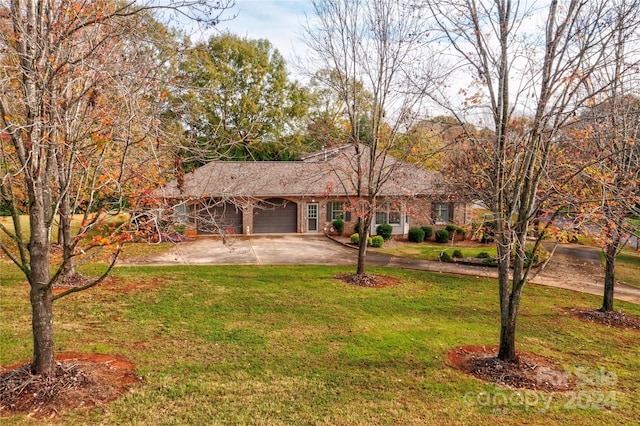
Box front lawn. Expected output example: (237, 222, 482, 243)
(0, 214, 173, 266)
(602, 247, 640, 288)
(0, 213, 128, 244)
(2, 263, 640, 424)
(377, 243, 497, 261)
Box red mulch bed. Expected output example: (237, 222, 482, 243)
(564, 307, 640, 330)
(448, 345, 573, 391)
(0, 353, 139, 419)
(335, 273, 400, 288)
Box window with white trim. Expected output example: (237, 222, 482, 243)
(331, 202, 344, 221)
(173, 202, 187, 224)
(434, 203, 449, 223)
(376, 202, 401, 225)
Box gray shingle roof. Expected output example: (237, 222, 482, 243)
(157, 145, 446, 199)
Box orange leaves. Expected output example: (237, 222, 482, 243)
(91, 235, 112, 246)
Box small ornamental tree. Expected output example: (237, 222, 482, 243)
(426, 0, 639, 362)
(0, 0, 232, 377)
(303, 0, 431, 276)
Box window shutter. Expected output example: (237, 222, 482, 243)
(448, 203, 455, 223)
(345, 210, 351, 222)
(326, 202, 332, 221)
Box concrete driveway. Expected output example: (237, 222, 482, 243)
(123, 235, 640, 305)
(126, 234, 358, 266)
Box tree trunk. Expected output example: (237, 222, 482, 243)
(29, 209, 56, 375)
(30, 281, 55, 375)
(59, 200, 76, 278)
(57, 214, 64, 245)
(496, 230, 523, 363)
(357, 237, 367, 275)
(497, 259, 519, 362)
(600, 242, 617, 312)
(356, 215, 372, 275)
(498, 312, 517, 361)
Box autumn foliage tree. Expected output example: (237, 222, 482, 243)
(573, 21, 640, 311)
(426, 0, 640, 362)
(0, 0, 232, 376)
(577, 99, 640, 311)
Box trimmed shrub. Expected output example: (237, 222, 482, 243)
(476, 251, 490, 258)
(445, 224, 458, 234)
(370, 235, 384, 248)
(435, 229, 450, 243)
(439, 251, 452, 262)
(350, 233, 360, 245)
(456, 226, 466, 239)
(482, 257, 497, 266)
(332, 218, 344, 235)
(421, 226, 433, 240)
(452, 249, 463, 258)
(408, 227, 425, 243)
(376, 223, 393, 240)
(367, 237, 373, 246)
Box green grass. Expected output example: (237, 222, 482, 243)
(598, 247, 640, 288)
(2, 263, 640, 425)
(0, 212, 130, 244)
(377, 243, 497, 261)
(0, 213, 170, 266)
(381, 240, 639, 288)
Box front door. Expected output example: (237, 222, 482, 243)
(307, 203, 319, 232)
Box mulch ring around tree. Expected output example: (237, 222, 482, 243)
(448, 346, 573, 392)
(54, 272, 96, 290)
(46, 275, 166, 295)
(0, 353, 139, 419)
(335, 273, 400, 288)
(564, 307, 640, 330)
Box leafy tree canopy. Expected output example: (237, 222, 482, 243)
(175, 34, 310, 166)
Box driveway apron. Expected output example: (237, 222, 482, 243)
(122, 236, 640, 305)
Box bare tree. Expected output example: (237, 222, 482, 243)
(0, 0, 232, 376)
(575, 2, 640, 312)
(425, 0, 640, 361)
(302, 0, 431, 275)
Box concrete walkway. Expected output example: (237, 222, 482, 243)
(124, 234, 640, 305)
